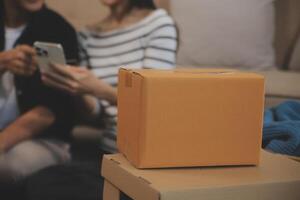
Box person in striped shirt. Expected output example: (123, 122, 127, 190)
(42, 0, 178, 153)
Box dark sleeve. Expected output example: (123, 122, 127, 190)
(59, 22, 80, 65)
(36, 76, 77, 140)
(38, 9, 80, 139)
(43, 8, 80, 65)
(16, 8, 80, 140)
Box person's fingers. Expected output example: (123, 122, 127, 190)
(70, 67, 87, 73)
(72, 67, 90, 78)
(16, 45, 36, 56)
(42, 71, 70, 85)
(31, 55, 38, 66)
(42, 71, 78, 91)
(9, 68, 23, 75)
(42, 75, 76, 94)
(27, 64, 37, 75)
(8, 60, 26, 75)
(10, 49, 36, 73)
(29, 56, 38, 72)
(0, 49, 28, 65)
(2, 50, 26, 63)
(15, 51, 27, 62)
(24, 55, 37, 71)
(49, 63, 77, 80)
(9, 60, 34, 76)
(16, 46, 36, 69)
(68, 67, 95, 81)
(11, 56, 35, 74)
(11, 59, 25, 69)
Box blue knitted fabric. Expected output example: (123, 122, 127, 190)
(263, 101, 300, 156)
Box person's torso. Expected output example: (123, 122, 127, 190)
(78, 9, 177, 152)
(0, 7, 79, 140)
(79, 9, 175, 86)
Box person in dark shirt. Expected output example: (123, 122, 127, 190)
(0, 0, 79, 180)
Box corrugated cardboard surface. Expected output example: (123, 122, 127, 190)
(101, 151, 300, 200)
(289, 156, 300, 162)
(117, 68, 265, 168)
(103, 180, 120, 200)
(118, 69, 144, 166)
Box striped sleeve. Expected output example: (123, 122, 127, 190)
(77, 30, 90, 67)
(143, 17, 177, 69)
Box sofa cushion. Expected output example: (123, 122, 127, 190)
(289, 35, 300, 71)
(259, 70, 300, 106)
(171, 0, 276, 70)
(274, 0, 300, 69)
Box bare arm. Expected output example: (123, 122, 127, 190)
(0, 106, 55, 152)
(88, 78, 117, 106)
(41, 64, 117, 121)
(74, 95, 101, 122)
(74, 91, 117, 122)
(42, 64, 117, 105)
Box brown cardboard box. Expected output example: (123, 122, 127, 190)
(117, 68, 265, 168)
(101, 151, 300, 200)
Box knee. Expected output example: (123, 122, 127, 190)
(0, 140, 71, 180)
(0, 142, 54, 180)
(0, 156, 24, 180)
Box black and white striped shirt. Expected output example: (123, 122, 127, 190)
(78, 9, 177, 153)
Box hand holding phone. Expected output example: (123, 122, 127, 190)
(0, 45, 37, 76)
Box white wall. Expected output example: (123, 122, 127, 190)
(46, 0, 169, 29)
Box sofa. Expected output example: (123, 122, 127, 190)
(46, 0, 300, 141)
(48, 0, 300, 106)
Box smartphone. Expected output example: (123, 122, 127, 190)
(34, 41, 66, 73)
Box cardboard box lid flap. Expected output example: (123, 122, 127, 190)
(120, 68, 264, 79)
